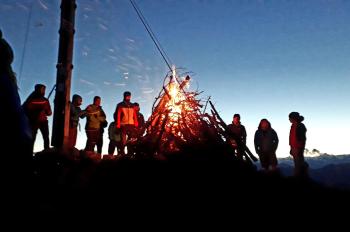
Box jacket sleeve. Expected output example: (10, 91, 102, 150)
(272, 129, 279, 151)
(242, 126, 247, 144)
(99, 108, 106, 122)
(45, 99, 52, 116)
(79, 107, 87, 119)
(133, 108, 138, 127)
(254, 131, 260, 154)
(116, 105, 121, 128)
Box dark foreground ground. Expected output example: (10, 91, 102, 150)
(3, 147, 350, 223)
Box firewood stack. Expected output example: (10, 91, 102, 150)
(138, 68, 257, 164)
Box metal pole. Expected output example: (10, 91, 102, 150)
(51, 0, 76, 148)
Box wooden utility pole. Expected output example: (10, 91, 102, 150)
(52, 0, 76, 148)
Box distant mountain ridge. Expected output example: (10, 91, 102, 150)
(279, 154, 350, 169)
(278, 154, 350, 190)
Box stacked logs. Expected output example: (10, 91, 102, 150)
(137, 70, 257, 165)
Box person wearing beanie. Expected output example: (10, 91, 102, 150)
(289, 111, 308, 177)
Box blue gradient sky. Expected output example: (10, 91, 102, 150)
(1, 0, 349, 157)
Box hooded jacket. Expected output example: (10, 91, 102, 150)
(23, 85, 52, 125)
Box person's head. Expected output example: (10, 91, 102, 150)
(259, 119, 271, 131)
(123, 91, 131, 102)
(93, 96, 101, 106)
(134, 102, 140, 112)
(289, 111, 304, 123)
(72, 94, 82, 106)
(233, 114, 241, 125)
(0, 30, 14, 67)
(35, 84, 46, 96)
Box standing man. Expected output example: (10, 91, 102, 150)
(96, 108, 107, 154)
(23, 84, 52, 151)
(84, 96, 107, 153)
(227, 113, 247, 159)
(68, 94, 86, 149)
(114, 91, 138, 156)
(134, 102, 145, 137)
(289, 112, 308, 177)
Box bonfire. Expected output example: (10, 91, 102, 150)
(139, 66, 257, 164)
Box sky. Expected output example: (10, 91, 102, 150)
(1, 0, 349, 157)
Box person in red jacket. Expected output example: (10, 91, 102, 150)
(23, 84, 52, 151)
(289, 112, 308, 177)
(114, 91, 138, 156)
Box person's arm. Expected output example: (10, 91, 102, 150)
(45, 99, 52, 116)
(79, 107, 87, 119)
(242, 125, 247, 144)
(133, 109, 138, 128)
(116, 106, 121, 128)
(272, 129, 279, 151)
(254, 131, 260, 154)
(99, 108, 106, 122)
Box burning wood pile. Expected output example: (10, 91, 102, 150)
(138, 67, 257, 165)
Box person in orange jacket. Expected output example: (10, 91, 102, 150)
(113, 91, 138, 156)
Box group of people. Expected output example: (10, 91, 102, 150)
(1, 29, 308, 176)
(227, 113, 308, 177)
(22, 82, 308, 176)
(23, 86, 145, 156)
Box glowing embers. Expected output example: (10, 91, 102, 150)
(147, 67, 202, 152)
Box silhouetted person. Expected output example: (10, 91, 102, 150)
(114, 91, 138, 156)
(68, 94, 86, 149)
(107, 121, 122, 155)
(289, 112, 308, 177)
(227, 114, 247, 159)
(1, 30, 33, 211)
(97, 108, 108, 154)
(254, 119, 279, 172)
(84, 96, 107, 153)
(134, 102, 145, 137)
(0, 29, 32, 160)
(23, 84, 52, 151)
